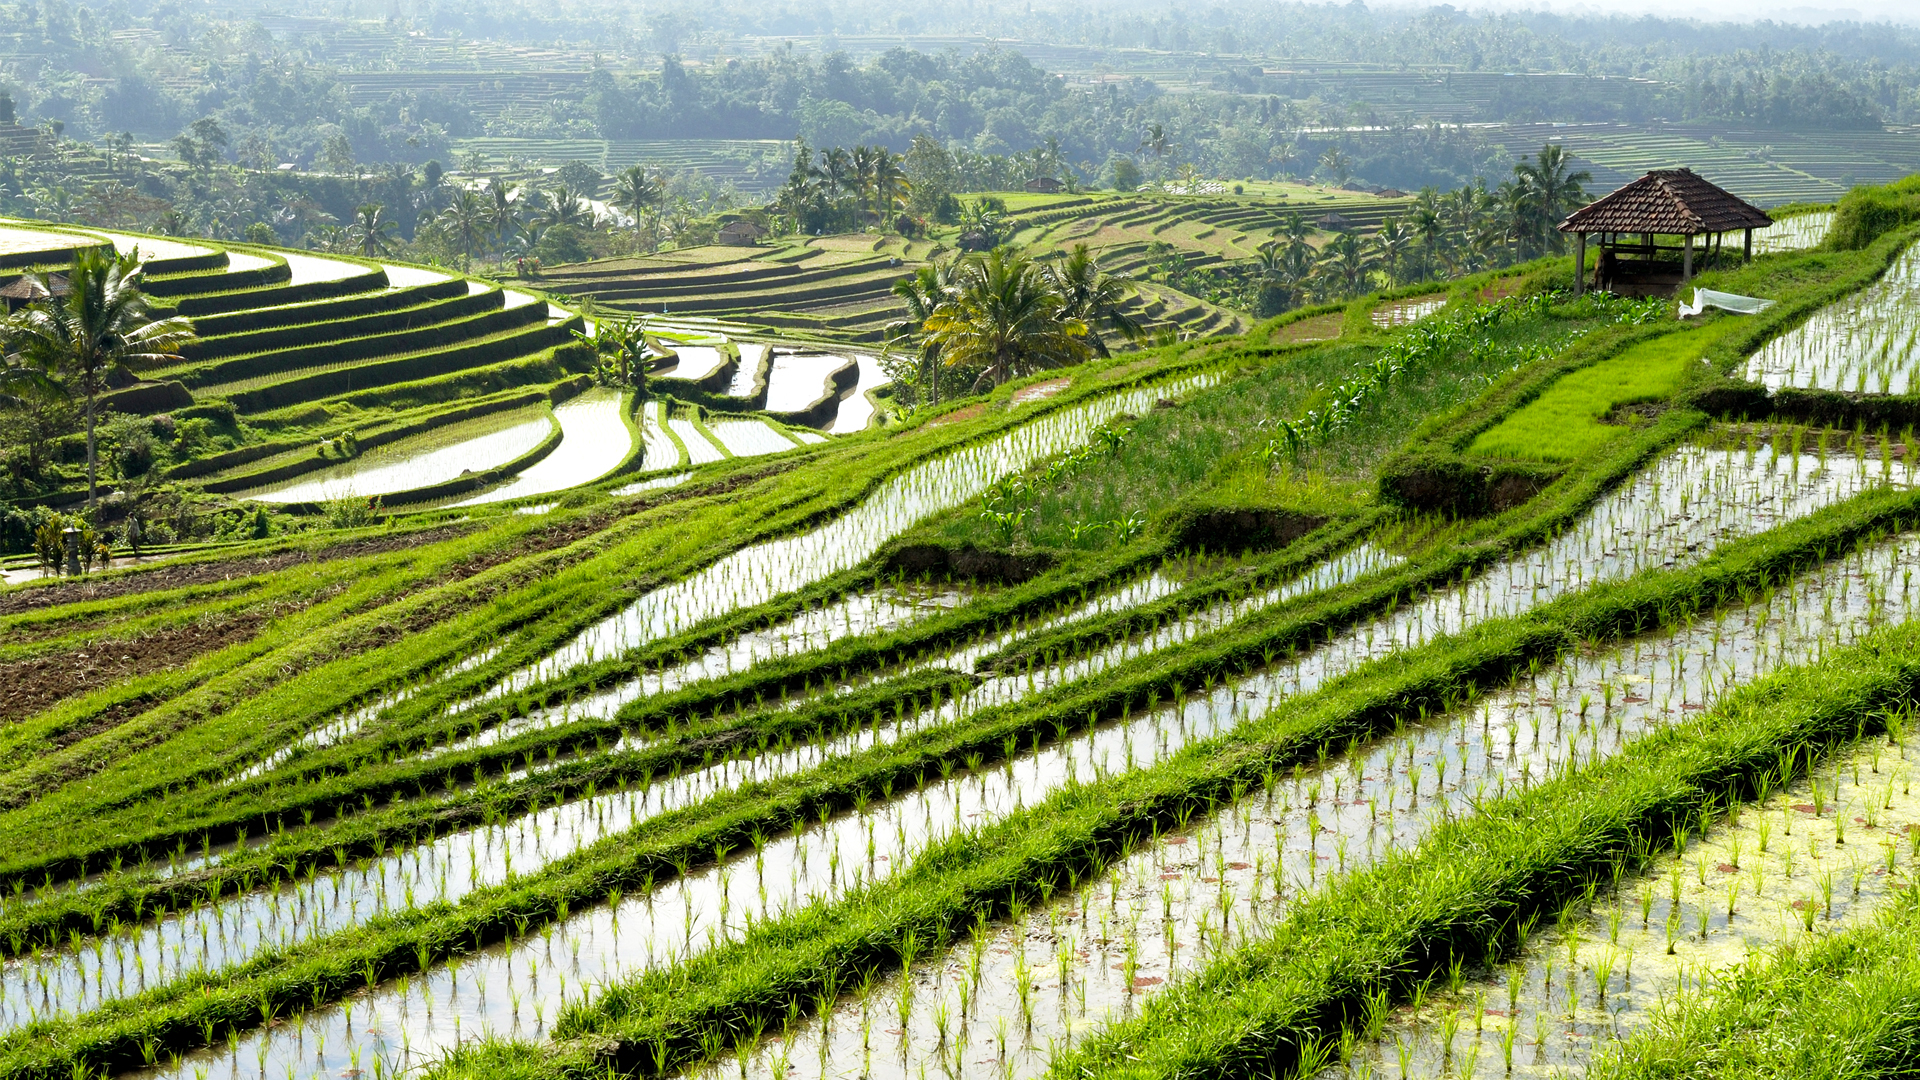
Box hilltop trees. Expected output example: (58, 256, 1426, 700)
(776, 140, 915, 234)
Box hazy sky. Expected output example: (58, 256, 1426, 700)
(1441, 0, 1920, 25)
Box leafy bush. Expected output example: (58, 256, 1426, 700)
(1825, 176, 1920, 250)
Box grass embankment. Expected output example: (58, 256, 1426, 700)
(1468, 319, 1740, 461)
(1049, 618, 1920, 1078)
(0, 346, 1239, 888)
(410, 476, 1920, 1080)
(1585, 893, 1920, 1080)
(0, 401, 1702, 1075)
(911, 289, 1645, 555)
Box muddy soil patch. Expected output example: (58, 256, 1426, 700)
(884, 543, 1055, 584)
(1171, 509, 1327, 552)
(1, 611, 268, 726)
(0, 525, 478, 618)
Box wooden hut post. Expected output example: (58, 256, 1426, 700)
(1743, 227, 1753, 261)
(1681, 232, 1693, 283)
(1573, 233, 1586, 297)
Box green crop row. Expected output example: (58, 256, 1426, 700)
(226, 317, 580, 412)
(0, 349, 1245, 884)
(181, 280, 476, 363)
(412, 457, 1920, 1080)
(1583, 889, 1920, 1080)
(1055, 621, 1920, 1078)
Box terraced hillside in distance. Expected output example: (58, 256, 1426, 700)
(9, 178, 1920, 1080)
(0, 218, 869, 516)
(539, 185, 1411, 346)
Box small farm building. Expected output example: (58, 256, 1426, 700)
(1559, 169, 1773, 297)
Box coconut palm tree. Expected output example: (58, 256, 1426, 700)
(1410, 187, 1445, 280)
(439, 189, 489, 269)
(1139, 123, 1174, 160)
(1318, 146, 1353, 187)
(1312, 231, 1379, 299)
(1045, 244, 1139, 358)
(1371, 217, 1412, 288)
(2, 247, 195, 507)
(485, 179, 521, 244)
(348, 203, 397, 258)
(609, 165, 664, 231)
(886, 262, 956, 408)
(1513, 143, 1591, 253)
(538, 185, 591, 230)
(822, 148, 857, 203)
(870, 150, 912, 228)
(923, 247, 1089, 391)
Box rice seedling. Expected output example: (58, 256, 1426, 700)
(652, 526, 1920, 1080)
(1745, 242, 1920, 394)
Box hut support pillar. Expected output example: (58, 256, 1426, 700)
(1744, 227, 1753, 262)
(1681, 233, 1693, 284)
(1572, 233, 1586, 297)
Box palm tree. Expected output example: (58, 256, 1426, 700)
(851, 145, 881, 219)
(1251, 239, 1312, 316)
(538, 185, 591, 229)
(1312, 231, 1379, 299)
(822, 148, 857, 204)
(1318, 146, 1353, 187)
(923, 247, 1090, 391)
(886, 262, 955, 408)
(870, 150, 912, 228)
(485, 179, 521, 244)
(1409, 189, 1445, 280)
(1371, 217, 1412, 288)
(1139, 123, 1174, 160)
(2, 247, 195, 507)
(1513, 143, 1591, 254)
(1045, 244, 1139, 358)
(609, 165, 663, 231)
(439, 189, 489, 269)
(349, 203, 397, 258)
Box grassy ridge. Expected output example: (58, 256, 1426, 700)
(0, 347, 1243, 886)
(408, 476, 1920, 1080)
(1583, 891, 1920, 1080)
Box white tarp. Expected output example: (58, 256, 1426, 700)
(1679, 288, 1776, 318)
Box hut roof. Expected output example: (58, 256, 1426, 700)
(0, 273, 67, 301)
(1560, 168, 1773, 235)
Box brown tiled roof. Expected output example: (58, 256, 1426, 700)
(0, 273, 67, 300)
(1559, 169, 1773, 235)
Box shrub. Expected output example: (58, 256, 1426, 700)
(1826, 178, 1920, 250)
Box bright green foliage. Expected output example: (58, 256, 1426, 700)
(1468, 319, 1739, 461)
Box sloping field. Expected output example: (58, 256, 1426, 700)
(9, 197, 1920, 1080)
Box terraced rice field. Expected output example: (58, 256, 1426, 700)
(12, 197, 1920, 1080)
(1744, 242, 1920, 393)
(451, 389, 634, 507)
(245, 406, 556, 503)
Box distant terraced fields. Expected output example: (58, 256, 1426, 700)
(0, 219, 855, 511)
(540, 187, 1414, 347)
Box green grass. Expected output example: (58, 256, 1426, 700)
(1585, 892, 1920, 1080)
(1467, 319, 1741, 461)
(913, 292, 1638, 554)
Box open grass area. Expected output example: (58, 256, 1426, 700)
(1468, 318, 1742, 462)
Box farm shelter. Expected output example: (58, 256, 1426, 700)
(0, 271, 66, 312)
(716, 220, 768, 246)
(1560, 168, 1773, 297)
